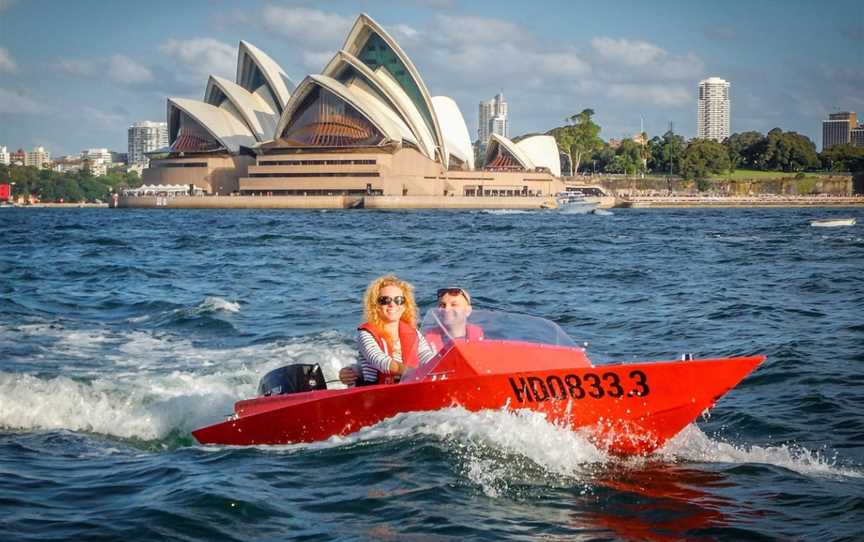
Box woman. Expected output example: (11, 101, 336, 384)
(357, 275, 435, 385)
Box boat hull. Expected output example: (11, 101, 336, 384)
(193, 348, 764, 455)
(810, 218, 856, 227)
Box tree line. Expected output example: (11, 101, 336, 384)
(0, 164, 142, 203)
(550, 110, 864, 179)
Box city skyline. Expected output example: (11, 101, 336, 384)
(1, 0, 861, 156)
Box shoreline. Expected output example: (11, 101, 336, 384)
(622, 196, 864, 208)
(5, 195, 864, 209)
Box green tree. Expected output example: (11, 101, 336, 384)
(761, 128, 819, 172)
(548, 108, 604, 174)
(615, 139, 644, 175)
(591, 143, 616, 173)
(680, 139, 731, 180)
(724, 131, 765, 169)
(820, 144, 864, 172)
(648, 130, 686, 175)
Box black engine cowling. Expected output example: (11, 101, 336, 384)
(257, 364, 327, 396)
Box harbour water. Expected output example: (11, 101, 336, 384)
(1, 207, 862, 541)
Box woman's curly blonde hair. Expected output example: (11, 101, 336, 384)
(362, 275, 418, 348)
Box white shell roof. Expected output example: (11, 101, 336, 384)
(484, 133, 535, 170)
(237, 41, 294, 111)
(342, 13, 447, 167)
(168, 97, 257, 153)
(432, 96, 474, 170)
(322, 50, 435, 160)
(273, 75, 406, 145)
(516, 135, 561, 177)
(204, 75, 278, 142)
(343, 78, 419, 147)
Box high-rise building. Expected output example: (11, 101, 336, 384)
(0, 146, 9, 166)
(697, 77, 730, 142)
(80, 148, 113, 176)
(822, 112, 857, 150)
(851, 124, 864, 148)
(11, 149, 26, 165)
(128, 121, 168, 168)
(478, 93, 508, 149)
(25, 146, 51, 168)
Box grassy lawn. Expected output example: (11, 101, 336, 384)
(708, 169, 837, 180)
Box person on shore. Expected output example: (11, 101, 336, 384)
(353, 275, 435, 386)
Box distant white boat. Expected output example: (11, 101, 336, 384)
(810, 218, 856, 227)
(551, 191, 599, 214)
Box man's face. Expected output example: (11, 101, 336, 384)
(438, 293, 471, 329)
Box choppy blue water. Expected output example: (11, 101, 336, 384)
(1, 207, 862, 541)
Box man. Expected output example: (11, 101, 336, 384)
(338, 286, 480, 386)
(423, 287, 483, 351)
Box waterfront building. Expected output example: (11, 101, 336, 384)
(822, 112, 857, 150)
(142, 14, 562, 198)
(0, 145, 9, 165)
(851, 124, 864, 148)
(81, 148, 112, 163)
(11, 149, 25, 165)
(25, 146, 50, 168)
(79, 148, 112, 176)
(128, 121, 168, 168)
(52, 156, 84, 174)
(697, 77, 730, 142)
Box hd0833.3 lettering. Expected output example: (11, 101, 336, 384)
(508, 370, 650, 403)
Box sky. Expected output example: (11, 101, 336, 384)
(1, 0, 862, 156)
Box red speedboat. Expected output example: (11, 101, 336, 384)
(193, 310, 764, 455)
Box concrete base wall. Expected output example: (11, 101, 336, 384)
(117, 194, 557, 209)
(363, 196, 553, 209)
(119, 195, 355, 209)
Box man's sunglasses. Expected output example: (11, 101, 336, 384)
(377, 295, 406, 306)
(437, 288, 470, 302)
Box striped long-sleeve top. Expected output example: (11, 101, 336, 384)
(357, 328, 435, 384)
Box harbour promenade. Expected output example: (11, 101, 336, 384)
(622, 194, 864, 208)
(116, 194, 618, 210)
(115, 193, 860, 209)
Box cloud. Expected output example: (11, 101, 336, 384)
(0, 47, 16, 72)
(606, 83, 692, 108)
(428, 15, 534, 49)
(0, 88, 48, 114)
(159, 37, 236, 87)
(58, 55, 153, 84)
(108, 55, 153, 83)
(591, 37, 666, 66)
(590, 37, 703, 81)
(59, 59, 98, 77)
(259, 6, 353, 50)
(301, 50, 334, 72)
(81, 106, 127, 128)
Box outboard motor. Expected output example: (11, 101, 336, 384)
(258, 364, 327, 396)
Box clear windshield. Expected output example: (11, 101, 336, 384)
(420, 308, 578, 348)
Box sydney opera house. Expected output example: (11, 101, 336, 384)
(141, 14, 564, 203)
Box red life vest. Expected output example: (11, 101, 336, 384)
(424, 323, 484, 353)
(357, 320, 419, 384)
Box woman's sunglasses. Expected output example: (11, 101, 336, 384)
(377, 296, 406, 306)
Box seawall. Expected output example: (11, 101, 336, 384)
(117, 195, 570, 210)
